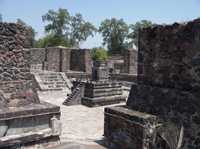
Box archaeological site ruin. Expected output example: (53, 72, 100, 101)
(1, 9, 200, 149)
(0, 23, 61, 148)
(105, 19, 200, 149)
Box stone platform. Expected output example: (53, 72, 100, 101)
(0, 101, 61, 148)
(0, 22, 62, 148)
(82, 82, 126, 107)
(104, 106, 157, 149)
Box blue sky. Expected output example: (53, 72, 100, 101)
(0, 0, 200, 48)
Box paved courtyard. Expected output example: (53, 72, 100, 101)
(38, 90, 129, 147)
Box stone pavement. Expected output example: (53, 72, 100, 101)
(38, 90, 129, 147)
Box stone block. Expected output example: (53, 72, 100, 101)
(104, 106, 157, 149)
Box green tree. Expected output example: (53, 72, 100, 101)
(42, 8, 96, 47)
(16, 19, 36, 47)
(34, 34, 70, 48)
(99, 18, 129, 55)
(42, 8, 70, 38)
(69, 13, 96, 47)
(129, 20, 153, 47)
(91, 47, 108, 61)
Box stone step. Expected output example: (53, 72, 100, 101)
(34, 72, 72, 92)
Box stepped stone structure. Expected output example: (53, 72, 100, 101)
(104, 19, 200, 149)
(82, 61, 126, 107)
(0, 22, 61, 148)
(34, 72, 72, 92)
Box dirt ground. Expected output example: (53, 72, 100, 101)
(38, 90, 129, 147)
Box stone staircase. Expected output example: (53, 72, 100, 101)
(63, 82, 84, 106)
(34, 72, 72, 91)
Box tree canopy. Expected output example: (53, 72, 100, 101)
(69, 13, 96, 47)
(99, 18, 129, 55)
(91, 47, 108, 61)
(128, 20, 153, 47)
(38, 8, 96, 48)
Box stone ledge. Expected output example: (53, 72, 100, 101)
(104, 106, 157, 149)
(0, 101, 60, 120)
(82, 96, 126, 107)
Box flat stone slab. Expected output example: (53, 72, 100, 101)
(0, 101, 60, 120)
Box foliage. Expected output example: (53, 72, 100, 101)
(41, 8, 96, 47)
(34, 34, 70, 48)
(16, 18, 36, 47)
(91, 47, 108, 61)
(99, 18, 129, 55)
(42, 8, 70, 38)
(69, 13, 97, 47)
(129, 20, 153, 47)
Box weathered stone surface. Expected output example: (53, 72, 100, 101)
(138, 19, 200, 90)
(105, 19, 200, 149)
(82, 81, 125, 107)
(28, 47, 92, 73)
(104, 106, 157, 149)
(0, 22, 61, 148)
(124, 49, 138, 74)
(92, 61, 109, 81)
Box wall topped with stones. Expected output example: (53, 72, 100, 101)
(138, 19, 200, 90)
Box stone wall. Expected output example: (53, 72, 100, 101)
(137, 19, 200, 90)
(28, 47, 92, 73)
(0, 23, 39, 106)
(0, 23, 32, 81)
(25, 48, 45, 71)
(124, 49, 138, 74)
(127, 18, 200, 148)
(46, 47, 62, 72)
(0, 22, 61, 148)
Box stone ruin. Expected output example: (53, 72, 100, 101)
(27, 47, 92, 74)
(81, 61, 126, 107)
(0, 22, 61, 148)
(104, 18, 200, 149)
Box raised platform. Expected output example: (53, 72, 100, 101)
(0, 101, 61, 148)
(104, 106, 158, 149)
(82, 81, 126, 107)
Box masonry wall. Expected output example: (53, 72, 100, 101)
(137, 20, 200, 90)
(124, 49, 138, 74)
(46, 47, 62, 72)
(0, 23, 32, 81)
(0, 22, 39, 106)
(29, 47, 92, 73)
(127, 19, 200, 148)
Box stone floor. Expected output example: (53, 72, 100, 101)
(38, 89, 129, 148)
